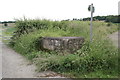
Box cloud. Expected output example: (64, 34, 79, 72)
(0, 0, 119, 21)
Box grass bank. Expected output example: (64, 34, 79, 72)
(7, 19, 119, 78)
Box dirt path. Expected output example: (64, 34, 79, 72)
(2, 43, 65, 78)
(2, 43, 39, 78)
(0, 27, 64, 78)
(0, 27, 38, 78)
(108, 31, 119, 48)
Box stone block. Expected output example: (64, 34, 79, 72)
(40, 37, 84, 53)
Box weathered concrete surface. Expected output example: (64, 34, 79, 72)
(41, 37, 84, 53)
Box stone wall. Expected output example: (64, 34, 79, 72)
(40, 37, 84, 53)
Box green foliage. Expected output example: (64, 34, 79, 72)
(105, 16, 119, 23)
(9, 19, 118, 78)
(11, 19, 69, 45)
(4, 23, 8, 26)
(83, 15, 120, 23)
(35, 39, 118, 78)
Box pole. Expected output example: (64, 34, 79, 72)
(90, 4, 93, 42)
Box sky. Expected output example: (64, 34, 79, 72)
(0, 0, 120, 21)
(118, 1, 120, 15)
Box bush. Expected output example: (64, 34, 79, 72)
(9, 19, 118, 78)
(4, 23, 8, 26)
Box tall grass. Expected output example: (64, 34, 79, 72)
(9, 19, 118, 78)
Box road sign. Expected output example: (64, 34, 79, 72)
(88, 4, 95, 13)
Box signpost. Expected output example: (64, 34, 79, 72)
(88, 3, 95, 42)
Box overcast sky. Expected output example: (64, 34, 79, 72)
(0, 0, 119, 21)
